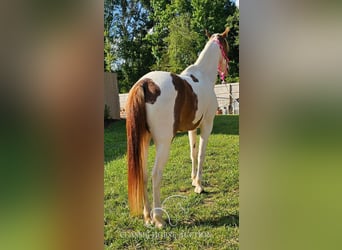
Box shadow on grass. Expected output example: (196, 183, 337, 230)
(104, 119, 127, 163)
(195, 213, 239, 227)
(173, 115, 239, 140)
(211, 115, 239, 135)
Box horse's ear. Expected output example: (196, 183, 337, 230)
(205, 29, 211, 39)
(221, 27, 230, 38)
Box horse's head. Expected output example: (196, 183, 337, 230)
(206, 27, 230, 81)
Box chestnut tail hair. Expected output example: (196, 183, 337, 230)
(125, 84, 149, 216)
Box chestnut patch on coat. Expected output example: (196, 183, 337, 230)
(171, 73, 202, 136)
(137, 78, 161, 104)
(190, 74, 199, 82)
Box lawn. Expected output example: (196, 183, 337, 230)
(104, 115, 239, 249)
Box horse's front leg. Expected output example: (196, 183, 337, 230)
(194, 121, 213, 194)
(152, 142, 170, 228)
(188, 129, 198, 186)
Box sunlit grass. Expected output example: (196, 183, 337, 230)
(104, 115, 239, 249)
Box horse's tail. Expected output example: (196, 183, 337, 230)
(126, 83, 149, 216)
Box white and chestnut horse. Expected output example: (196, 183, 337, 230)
(126, 27, 230, 228)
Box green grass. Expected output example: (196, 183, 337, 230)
(104, 115, 239, 249)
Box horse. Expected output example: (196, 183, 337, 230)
(125, 27, 230, 228)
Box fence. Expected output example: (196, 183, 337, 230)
(119, 83, 239, 118)
(104, 72, 120, 119)
(215, 83, 239, 115)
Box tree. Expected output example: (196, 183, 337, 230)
(104, 29, 116, 72)
(162, 14, 199, 73)
(191, 0, 235, 44)
(105, 0, 240, 92)
(191, 0, 238, 82)
(104, 0, 154, 92)
(104, 0, 115, 72)
(148, 0, 239, 82)
(225, 7, 239, 82)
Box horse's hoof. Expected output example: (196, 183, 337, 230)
(192, 179, 197, 187)
(155, 221, 165, 229)
(194, 186, 204, 194)
(144, 217, 153, 226)
(152, 216, 166, 229)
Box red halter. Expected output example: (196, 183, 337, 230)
(213, 38, 229, 81)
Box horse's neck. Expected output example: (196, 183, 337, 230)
(193, 42, 220, 84)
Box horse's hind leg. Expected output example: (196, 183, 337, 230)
(151, 139, 171, 228)
(194, 120, 214, 194)
(143, 175, 152, 225)
(188, 129, 198, 186)
(143, 136, 152, 225)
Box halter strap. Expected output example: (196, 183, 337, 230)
(213, 38, 229, 81)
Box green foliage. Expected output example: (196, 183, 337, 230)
(104, 0, 154, 92)
(104, 30, 116, 73)
(160, 14, 200, 73)
(104, 0, 113, 72)
(191, 0, 235, 50)
(104, 115, 239, 249)
(226, 8, 239, 80)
